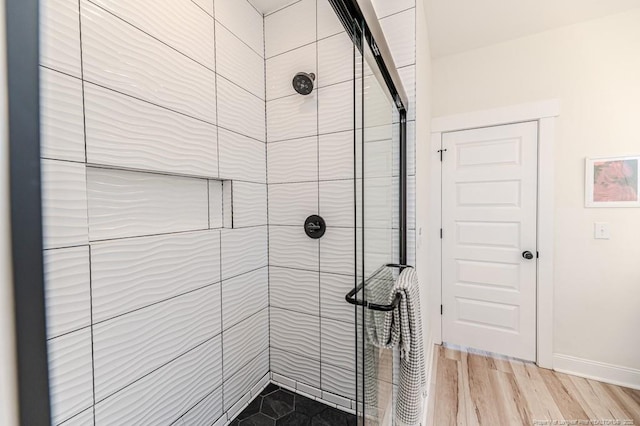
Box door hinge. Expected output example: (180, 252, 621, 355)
(437, 148, 448, 161)
(440, 305, 443, 315)
(537, 251, 539, 258)
(440, 228, 443, 239)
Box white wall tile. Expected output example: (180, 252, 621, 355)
(267, 92, 317, 142)
(319, 180, 354, 228)
(81, 1, 216, 123)
(321, 363, 356, 400)
(217, 78, 265, 142)
(47, 329, 94, 424)
(90, 0, 215, 69)
(61, 408, 94, 426)
(269, 267, 319, 313)
(218, 128, 266, 183)
(222, 267, 269, 329)
(223, 309, 269, 379)
(267, 137, 318, 183)
(223, 350, 269, 410)
(266, 43, 316, 100)
(379, 8, 415, 68)
(265, 0, 316, 58)
(321, 317, 355, 370)
(270, 348, 320, 388)
(270, 307, 319, 360)
(180, 387, 223, 426)
(320, 272, 355, 324)
(214, 0, 264, 56)
(95, 336, 222, 425)
(319, 131, 354, 181)
(40, 0, 81, 76)
(268, 182, 318, 226)
(216, 24, 265, 98)
(318, 81, 353, 135)
(320, 227, 354, 276)
(231, 182, 267, 227)
(41, 160, 89, 249)
(364, 177, 394, 229)
(221, 226, 268, 279)
(40, 68, 85, 162)
(223, 181, 233, 228)
(371, 0, 415, 19)
(318, 32, 353, 88)
(209, 180, 224, 228)
(43, 246, 91, 338)
(269, 226, 319, 271)
(86, 167, 209, 241)
(91, 231, 220, 322)
(398, 65, 416, 121)
(93, 284, 221, 400)
(192, 0, 214, 16)
(392, 121, 415, 176)
(85, 83, 218, 177)
(317, 0, 344, 40)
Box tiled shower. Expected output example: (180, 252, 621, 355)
(40, 0, 416, 424)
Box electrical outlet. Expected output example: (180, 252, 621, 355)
(594, 222, 610, 240)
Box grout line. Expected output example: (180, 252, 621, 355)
(190, 0, 213, 18)
(263, 0, 303, 17)
(262, 9, 272, 382)
(315, 3, 323, 391)
(377, 6, 415, 21)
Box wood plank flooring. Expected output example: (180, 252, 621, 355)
(430, 345, 640, 425)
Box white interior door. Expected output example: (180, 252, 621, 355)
(441, 121, 538, 361)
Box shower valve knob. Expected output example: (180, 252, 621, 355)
(304, 215, 326, 239)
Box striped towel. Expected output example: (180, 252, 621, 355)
(366, 267, 426, 426)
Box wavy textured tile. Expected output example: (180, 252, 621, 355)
(392, 121, 415, 177)
(379, 8, 415, 68)
(269, 267, 319, 313)
(41, 160, 89, 249)
(370, 0, 415, 19)
(217, 78, 265, 142)
(266, 43, 316, 101)
(40, 0, 81, 76)
(192, 0, 213, 16)
(93, 284, 221, 400)
(267, 93, 317, 142)
(223, 309, 269, 379)
(86, 167, 208, 241)
(319, 131, 354, 181)
(47, 329, 94, 424)
(208, 180, 224, 228)
(216, 24, 264, 99)
(218, 128, 266, 183)
(90, 0, 215, 69)
(220, 226, 268, 279)
(321, 317, 356, 371)
(84, 83, 218, 178)
(270, 307, 319, 360)
(91, 230, 220, 322)
(264, 0, 315, 58)
(318, 81, 353, 135)
(269, 226, 319, 271)
(40, 68, 85, 162)
(268, 182, 318, 226)
(319, 180, 355, 228)
(95, 336, 222, 426)
(398, 65, 416, 121)
(179, 386, 223, 426)
(318, 32, 353, 88)
(320, 272, 356, 324)
(270, 347, 320, 388)
(43, 246, 91, 339)
(267, 137, 318, 183)
(223, 350, 269, 411)
(214, 0, 264, 56)
(222, 267, 268, 329)
(60, 407, 94, 425)
(363, 177, 394, 229)
(321, 362, 356, 400)
(81, 1, 216, 123)
(320, 227, 355, 276)
(317, 0, 344, 39)
(231, 182, 267, 227)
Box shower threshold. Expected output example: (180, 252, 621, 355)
(230, 383, 356, 425)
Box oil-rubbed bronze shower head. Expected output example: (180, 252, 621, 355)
(292, 72, 315, 95)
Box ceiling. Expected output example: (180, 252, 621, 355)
(425, 0, 640, 58)
(248, 0, 300, 15)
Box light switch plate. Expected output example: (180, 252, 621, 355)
(594, 222, 610, 240)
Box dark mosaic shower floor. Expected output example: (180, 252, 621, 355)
(230, 384, 357, 425)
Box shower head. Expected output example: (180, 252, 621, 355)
(292, 72, 315, 95)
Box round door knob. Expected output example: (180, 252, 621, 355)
(522, 251, 534, 260)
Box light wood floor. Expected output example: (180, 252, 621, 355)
(429, 345, 640, 425)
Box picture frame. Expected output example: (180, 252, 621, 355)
(585, 155, 640, 207)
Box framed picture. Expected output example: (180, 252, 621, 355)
(585, 156, 640, 207)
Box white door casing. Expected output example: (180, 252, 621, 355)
(441, 121, 538, 361)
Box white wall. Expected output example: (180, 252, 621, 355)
(432, 8, 640, 384)
(0, 0, 19, 424)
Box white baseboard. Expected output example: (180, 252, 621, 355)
(553, 354, 640, 390)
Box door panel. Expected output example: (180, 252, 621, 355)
(442, 122, 537, 361)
